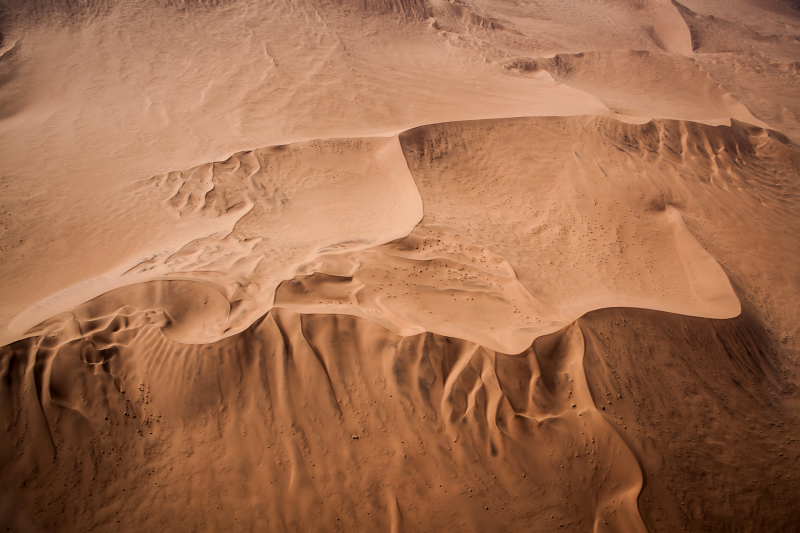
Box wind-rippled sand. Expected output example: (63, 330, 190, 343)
(1, 0, 799, 531)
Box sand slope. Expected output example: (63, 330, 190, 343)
(3, 115, 800, 531)
(2, 306, 798, 531)
(1, 0, 800, 531)
(9, 135, 423, 345)
(0, 309, 657, 532)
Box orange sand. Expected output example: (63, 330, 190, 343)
(1, 0, 799, 531)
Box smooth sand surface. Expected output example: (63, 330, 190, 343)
(1, 0, 800, 531)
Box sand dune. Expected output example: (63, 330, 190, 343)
(1, 0, 800, 531)
(276, 118, 751, 353)
(10, 135, 423, 345)
(1, 0, 795, 345)
(0, 309, 653, 531)
(2, 305, 797, 531)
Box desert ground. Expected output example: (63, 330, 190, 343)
(1, 0, 800, 531)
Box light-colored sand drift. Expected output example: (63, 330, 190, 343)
(276, 118, 751, 354)
(2, 0, 796, 346)
(275, 207, 738, 354)
(19, 117, 748, 355)
(400, 116, 800, 351)
(276, 224, 565, 353)
(14, 136, 423, 345)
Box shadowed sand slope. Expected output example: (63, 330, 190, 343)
(1, 309, 645, 532)
(580, 305, 800, 532)
(1, 307, 798, 532)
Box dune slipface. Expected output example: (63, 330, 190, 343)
(1, 0, 800, 532)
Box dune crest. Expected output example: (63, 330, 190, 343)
(16, 116, 751, 355)
(274, 201, 739, 354)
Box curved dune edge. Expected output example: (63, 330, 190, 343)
(273, 213, 740, 354)
(3, 0, 798, 351)
(10, 135, 425, 345)
(10, 114, 769, 353)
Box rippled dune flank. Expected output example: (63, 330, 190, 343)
(1, 0, 800, 532)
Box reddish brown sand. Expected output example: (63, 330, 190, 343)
(1, 1, 800, 532)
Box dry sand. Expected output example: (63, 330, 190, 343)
(1, 0, 800, 531)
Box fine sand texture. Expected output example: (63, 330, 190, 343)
(1, 0, 800, 532)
